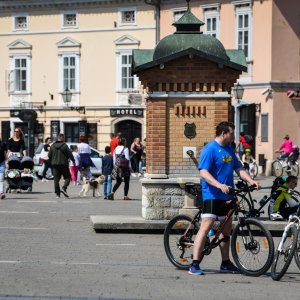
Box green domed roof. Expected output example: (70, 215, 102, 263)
(153, 34, 228, 62)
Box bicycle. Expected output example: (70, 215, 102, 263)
(271, 191, 300, 281)
(164, 184, 275, 277)
(272, 152, 299, 177)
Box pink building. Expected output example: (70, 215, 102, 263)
(154, 0, 300, 174)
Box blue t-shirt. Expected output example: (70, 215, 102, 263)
(198, 140, 242, 201)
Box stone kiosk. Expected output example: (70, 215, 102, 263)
(132, 9, 247, 220)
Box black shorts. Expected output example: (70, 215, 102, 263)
(202, 199, 232, 219)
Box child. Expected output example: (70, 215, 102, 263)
(269, 175, 299, 220)
(101, 146, 113, 199)
(242, 149, 256, 179)
(70, 145, 80, 185)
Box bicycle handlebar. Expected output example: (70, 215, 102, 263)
(229, 184, 257, 195)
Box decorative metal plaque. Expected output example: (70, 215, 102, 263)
(184, 122, 196, 139)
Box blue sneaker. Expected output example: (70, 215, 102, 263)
(188, 265, 204, 275)
(220, 261, 241, 274)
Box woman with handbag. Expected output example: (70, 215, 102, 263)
(108, 138, 132, 200)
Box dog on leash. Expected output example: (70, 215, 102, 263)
(79, 175, 104, 197)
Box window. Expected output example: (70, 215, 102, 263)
(121, 54, 134, 90)
(14, 58, 27, 91)
(173, 9, 187, 22)
(235, 4, 252, 59)
(201, 5, 220, 38)
(237, 13, 249, 57)
(118, 7, 136, 25)
(206, 16, 217, 37)
(9, 57, 30, 93)
(63, 56, 76, 91)
(63, 13, 77, 27)
(13, 15, 28, 30)
(116, 50, 138, 92)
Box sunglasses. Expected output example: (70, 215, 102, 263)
(14, 130, 20, 133)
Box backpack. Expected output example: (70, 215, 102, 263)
(244, 134, 254, 143)
(116, 148, 129, 169)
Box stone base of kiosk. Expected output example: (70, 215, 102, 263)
(141, 177, 200, 220)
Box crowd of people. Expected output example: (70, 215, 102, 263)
(0, 129, 146, 201)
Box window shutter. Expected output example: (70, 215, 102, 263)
(261, 113, 268, 142)
(6, 70, 14, 92)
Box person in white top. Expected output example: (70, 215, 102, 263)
(77, 136, 94, 179)
(108, 138, 132, 200)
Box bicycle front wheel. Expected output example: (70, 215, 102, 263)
(231, 218, 274, 276)
(272, 161, 283, 177)
(271, 225, 298, 281)
(164, 214, 199, 270)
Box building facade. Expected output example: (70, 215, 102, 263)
(0, 0, 156, 155)
(159, 0, 300, 173)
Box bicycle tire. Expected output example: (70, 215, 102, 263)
(164, 214, 199, 270)
(294, 236, 300, 270)
(231, 218, 274, 276)
(271, 225, 298, 281)
(272, 161, 283, 177)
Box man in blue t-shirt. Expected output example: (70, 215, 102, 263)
(189, 121, 260, 275)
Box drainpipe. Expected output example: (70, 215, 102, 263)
(144, 0, 161, 44)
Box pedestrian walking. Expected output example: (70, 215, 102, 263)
(69, 145, 80, 185)
(101, 146, 113, 199)
(189, 121, 260, 275)
(41, 137, 52, 182)
(109, 138, 132, 200)
(0, 138, 7, 199)
(48, 134, 75, 198)
(77, 135, 95, 180)
(7, 127, 26, 158)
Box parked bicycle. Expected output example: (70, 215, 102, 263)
(272, 151, 299, 177)
(271, 190, 300, 281)
(164, 184, 274, 276)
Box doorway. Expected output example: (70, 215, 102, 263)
(64, 123, 79, 143)
(115, 120, 142, 146)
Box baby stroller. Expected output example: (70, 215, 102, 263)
(6, 156, 35, 193)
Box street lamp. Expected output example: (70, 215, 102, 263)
(233, 82, 244, 102)
(61, 87, 72, 106)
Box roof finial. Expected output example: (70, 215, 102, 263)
(187, 0, 190, 10)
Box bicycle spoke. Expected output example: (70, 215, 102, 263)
(232, 219, 274, 276)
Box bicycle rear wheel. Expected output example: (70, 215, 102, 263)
(164, 214, 199, 270)
(231, 218, 274, 276)
(237, 195, 253, 216)
(294, 236, 300, 270)
(271, 225, 298, 281)
(289, 162, 299, 177)
(252, 163, 258, 178)
(272, 161, 283, 177)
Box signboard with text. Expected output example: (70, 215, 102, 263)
(110, 108, 143, 117)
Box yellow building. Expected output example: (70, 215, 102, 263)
(0, 0, 156, 155)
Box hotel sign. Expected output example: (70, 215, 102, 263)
(110, 108, 143, 117)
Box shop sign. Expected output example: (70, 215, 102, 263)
(110, 109, 143, 117)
